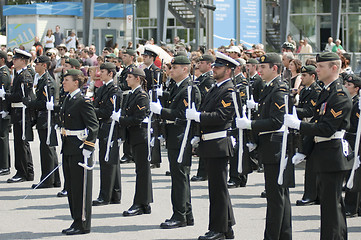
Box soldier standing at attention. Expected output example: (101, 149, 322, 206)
(151, 56, 200, 229)
(23, 55, 61, 189)
(186, 52, 237, 240)
(0, 49, 35, 183)
(112, 67, 153, 216)
(191, 54, 215, 182)
(0, 50, 11, 176)
(284, 52, 352, 239)
(59, 69, 98, 235)
(236, 53, 291, 239)
(92, 62, 122, 206)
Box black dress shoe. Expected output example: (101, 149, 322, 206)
(346, 211, 358, 218)
(296, 199, 317, 206)
(92, 198, 109, 206)
(143, 204, 151, 214)
(57, 190, 68, 197)
(7, 175, 26, 183)
(0, 168, 10, 176)
(150, 163, 160, 169)
(110, 199, 121, 204)
(165, 171, 171, 176)
(31, 183, 53, 189)
(65, 228, 90, 235)
(123, 204, 144, 216)
(120, 155, 133, 164)
(27, 174, 34, 181)
(191, 175, 208, 182)
(62, 227, 73, 234)
(160, 219, 187, 229)
(227, 180, 240, 189)
(198, 231, 225, 240)
(225, 227, 234, 239)
(260, 190, 266, 198)
(187, 218, 194, 226)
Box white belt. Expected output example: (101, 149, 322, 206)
(314, 130, 345, 143)
(166, 120, 175, 124)
(202, 130, 227, 141)
(60, 128, 88, 141)
(259, 126, 285, 136)
(123, 90, 131, 95)
(11, 102, 25, 108)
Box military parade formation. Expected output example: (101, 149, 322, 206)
(0, 38, 360, 240)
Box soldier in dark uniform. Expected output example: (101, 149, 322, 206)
(119, 49, 137, 163)
(92, 62, 122, 206)
(59, 69, 99, 235)
(187, 52, 236, 240)
(237, 53, 291, 240)
(0, 50, 11, 176)
(112, 67, 153, 216)
(142, 46, 162, 169)
(285, 52, 352, 239)
(343, 74, 361, 217)
(23, 55, 60, 188)
(56, 58, 81, 197)
(151, 56, 200, 229)
(293, 65, 321, 206)
(0, 49, 35, 183)
(191, 54, 215, 182)
(246, 58, 265, 104)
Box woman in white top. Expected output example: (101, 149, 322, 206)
(44, 29, 55, 52)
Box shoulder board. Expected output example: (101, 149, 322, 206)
(278, 87, 287, 92)
(227, 88, 235, 92)
(316, 89, 321, 93)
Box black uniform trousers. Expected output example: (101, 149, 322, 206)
(196, 156, 207, 178)
(263, 163, 292, 240)
(0, 118, 10, 169)
(206, 156, 235, 233)
(132, 142, 153, 205)
(229, 138, 250, 185)
(302, 157, 318, 201)
(98, 138, 121, 202)
(151, 138, 162, 165)
(13, 121, 33, 180)
(37, 129, 60, 186)
(317, 171, 347, 240)
(167, 148, 192, 222)
(63, 154, 92, 232)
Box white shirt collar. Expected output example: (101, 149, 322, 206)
(131, 85, 141, 93)
(176, 77, 187, 87)
(105, 79, 113, 86)
(69, 88, 80, 98)
(266, 76, 279, 86)
(324, 79, 337, 90)
(216, 78, 231, 87)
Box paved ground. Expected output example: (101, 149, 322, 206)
(0, 132, 361, 240)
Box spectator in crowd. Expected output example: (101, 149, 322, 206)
(46, 48, 57, 79)
(332, 39, 344, 53)
(81, 48, 93, 67)
(287, 34, 297, 51)
(324, 37, 335, 52)
(89, 45, 98, 66)
(33, 37, 43, 57)
(113, 43, 119, 57)
(44, 29, 55, 53)
(300, 39, 313, 53)
(6, 51, 13, 69)
(65, 31, 77, 51)
(53, 25, 64, 47)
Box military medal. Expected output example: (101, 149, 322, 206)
(320, 102, 327, 115)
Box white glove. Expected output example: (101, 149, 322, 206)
(246, 142, 257, 152)
(156, 86, 163, 97)
(46, 97, 54, 111)
(150, 99, 162, 115)
(191, 136, 200, 148)
(246, 96, 257, 110)
(111, 110, 121, 122)
(150, 137, 155, 147)
(230, 136, 236, 148)
(236, 117, 252, 129)
(292, 153, 306, 165)
(186, 102, 200, 122)
(284, 113, 301, 130)
(359, 101, 361, 111)
(82, 149, 92, 159)
(0, 111, 8, 119)
(0, 87, 5, 98)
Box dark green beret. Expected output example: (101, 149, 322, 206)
(316, 52, 340, 62)
(100, 62, 116, 70)
(171, 55, 191, 65)
(65, 58, 80, 67)
(199, 54, 215, 63)
(0, 50, 7, 60)
(123, 49, 137, 56)
(106, 53, 117, 58)
(345, 74, 361, 88)
(64, 69, 83, 77)
(129, 67, 145, 78)
(300, 65, 316, 73)
(259, 53, 282, 64)
(246, 58, 259, 64)
(174, 51, 188, 57)
(34, 55, 50, 63)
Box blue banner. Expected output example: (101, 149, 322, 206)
(239, 0, 262, 46)
(213, 0, 236, 48)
